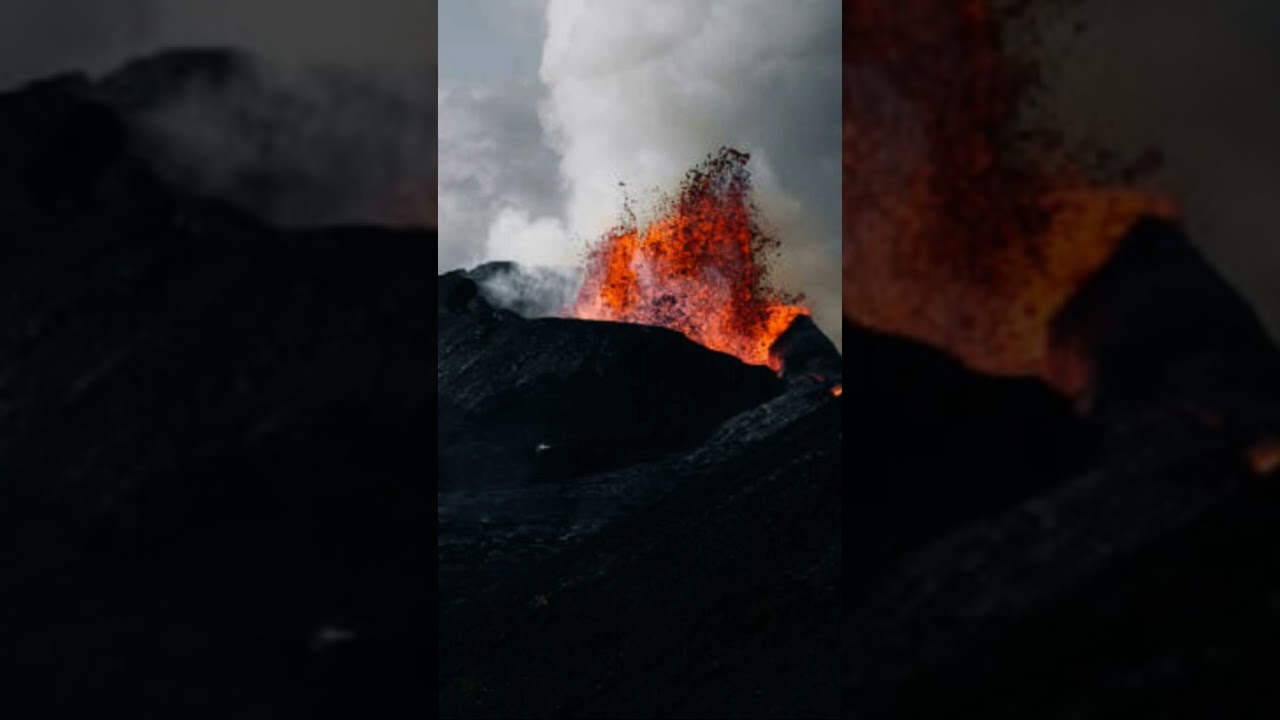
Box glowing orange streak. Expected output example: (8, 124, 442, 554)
(572, 148, 808, 367)
(843, 0, 1176, 390)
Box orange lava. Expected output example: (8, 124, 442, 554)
(843, 0, 1176, 391)
(571, 148, 808, 366)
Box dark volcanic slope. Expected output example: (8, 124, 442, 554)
(436, 239, 840, 717)
(439, 395, 842, 719)
(439, 268, 781, 477)
(850, 429, 1280, 719)
(0, 60, 430, 717)
(849, 217, 1280, 718)
(437, 268, 791, 611)
(847, 318, 1096, 579)
(1052, 216, 1280, 441)
(437, 263, 778, 481)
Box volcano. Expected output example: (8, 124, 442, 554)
(0, 45, 843, 718)
(437, 157, 843, 716)
(845, 1, 1280, 717)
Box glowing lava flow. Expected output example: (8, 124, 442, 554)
(843, 0, 1176, 392)
(571, 148, 808, 367)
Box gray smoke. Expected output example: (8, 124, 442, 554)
(112, 53, 438, 228)
(1, 0, 438, 229)
(469, 262, 582, 318)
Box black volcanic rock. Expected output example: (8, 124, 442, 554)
(439, 394, 842, 720)
(847, 437, 1280, 719)
(436, 265, 842, 715)
(846, 318, 1096, 578)
(1051, 215, 1280, 442)
(850, 216, 1280, 718)
(0, 57, 431, 718)
(438, 269, 782, 479)
(0, 74, 150, 218)
(437, 267, 795, 609)
(435, 263, 842, 717)
(769, 313, 843, 385)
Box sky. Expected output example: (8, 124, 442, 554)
(438, 0, 844, 345)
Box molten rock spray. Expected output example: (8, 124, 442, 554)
(572, 148, 808, 368)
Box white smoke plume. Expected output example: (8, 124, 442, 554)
(438, 80, 566, 270)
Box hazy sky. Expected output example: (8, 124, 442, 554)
(438, 0, 844, 344)
(0, 0, 437, 88)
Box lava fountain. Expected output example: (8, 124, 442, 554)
(571, 148, 809, 368)
(843, 0, 1177, 393)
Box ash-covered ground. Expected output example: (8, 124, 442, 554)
(436, 264, 843, 718)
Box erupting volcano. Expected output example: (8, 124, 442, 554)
(571, 148, 809, 368)
(844, 0, 1176, 392)
(848, 4, 1280, 716)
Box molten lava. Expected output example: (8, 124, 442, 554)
(572, 148, 808, 367)
(843, 0, 1176, 392)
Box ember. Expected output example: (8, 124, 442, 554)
(571, 148, 808, 366)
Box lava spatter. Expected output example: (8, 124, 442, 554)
(843, 0, 1176, 388)
(572, 148, 808, 367)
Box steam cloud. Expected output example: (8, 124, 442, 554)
(440, 0, 842, 346)
(438, 80, 566, 270)
(117, 56, 438, 228)
(472, 262, 581, 319)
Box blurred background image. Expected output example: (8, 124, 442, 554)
(0, 2, 436, 717)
